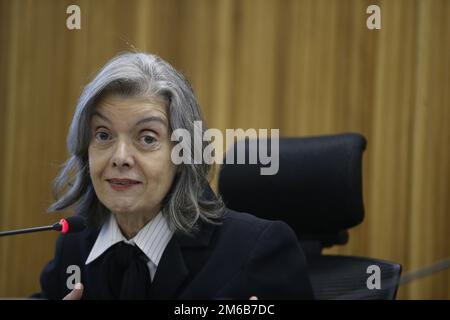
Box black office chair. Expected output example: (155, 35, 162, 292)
(218, 133, 402, 299)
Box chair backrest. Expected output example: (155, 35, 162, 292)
(307, 255, 402, 299)
(219, 133, 366, 252)
(218, 132, 402, 299)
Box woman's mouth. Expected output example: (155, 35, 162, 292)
(106, 178, 142, 191)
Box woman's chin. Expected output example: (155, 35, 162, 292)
(107, 204, 137, 215)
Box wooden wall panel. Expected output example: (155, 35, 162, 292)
(0, 0, 448, 299)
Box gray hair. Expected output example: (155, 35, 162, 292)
(49, 52, 224, 234)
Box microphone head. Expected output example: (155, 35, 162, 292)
(55, 216, 86, 234)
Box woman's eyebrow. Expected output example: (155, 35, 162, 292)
(135, 116, 168, 128)
(92, 111, 167, 128)
(92, 111, 111, 124)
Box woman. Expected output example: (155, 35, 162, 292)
(39, 52, 314, 300)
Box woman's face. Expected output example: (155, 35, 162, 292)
(88, 94, 177, 218)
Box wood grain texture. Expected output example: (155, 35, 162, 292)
(0, 0, 448, 299)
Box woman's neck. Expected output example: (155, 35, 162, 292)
(114, 210, 158, 239)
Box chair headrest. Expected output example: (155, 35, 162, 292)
(218, 133, 366, 234)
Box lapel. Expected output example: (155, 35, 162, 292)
(79, 226, 101, 263)
(148, 236, 189, 299)
(80, 227, 103, 299)
(149, 220, 217, 299)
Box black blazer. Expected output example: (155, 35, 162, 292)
(39, 208, 314, 299)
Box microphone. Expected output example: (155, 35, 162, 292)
(0, 216, 86, 237)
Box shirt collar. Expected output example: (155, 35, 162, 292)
(85, 211, 173, 266)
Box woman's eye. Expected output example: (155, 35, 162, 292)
(95, 132, 110, 141)
(140, 135, 156, 145)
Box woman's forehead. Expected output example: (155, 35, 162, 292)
(92, 94, 169, 125)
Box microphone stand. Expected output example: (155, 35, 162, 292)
(0, 223, 61, 237)
(399, 256, 450, 285)
(0, 218, 83, 237)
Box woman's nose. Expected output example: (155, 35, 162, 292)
(111, 139, 134, 168)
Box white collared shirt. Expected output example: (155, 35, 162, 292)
(85, 211, 173, 282)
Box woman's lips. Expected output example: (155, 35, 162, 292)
(106, 178, 142, 191)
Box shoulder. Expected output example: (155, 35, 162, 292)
(198, 207, 300, 261)
(218, 207, 297, 242)
(200, 208, 314, 299)
(39, 225, 99, 299)
(51, 224, 100, 266)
